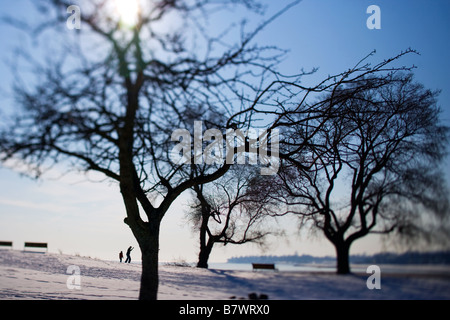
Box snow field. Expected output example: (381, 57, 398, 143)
(1, 250, 450, 300)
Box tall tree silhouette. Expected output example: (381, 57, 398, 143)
(265, 53, 450, 273)
(0, 0, 304, 299)
(189, 166, 278, 269)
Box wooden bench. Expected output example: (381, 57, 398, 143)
(24, 242, 48, 252)
(0, 241, 13, 248)
(252, 263, 276, 271)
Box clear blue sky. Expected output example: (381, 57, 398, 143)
(0, 0, 449, 262)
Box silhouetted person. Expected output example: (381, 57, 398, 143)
(119, 251, 123, 263)
(125, 246, 134, 263)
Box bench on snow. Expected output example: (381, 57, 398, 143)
(0, 241, 13, 248)
(24, 242, 48, 252)
(252, 263, 276, 271)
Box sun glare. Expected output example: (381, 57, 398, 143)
(115, 0, 140, 27)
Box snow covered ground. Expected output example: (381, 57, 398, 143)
(1, 250, 449, 300)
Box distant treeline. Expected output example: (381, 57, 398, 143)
(228, 251, 450, 265)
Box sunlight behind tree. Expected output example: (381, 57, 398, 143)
(115, 0, 140, 27)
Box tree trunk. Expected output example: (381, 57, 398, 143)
(120, 178, 161, 300)
(137, 220, 161, 300)
(196, 210, 215, 269)
(335, 241, 351, 274)
(121, 185, 161, 299)
(197, 240, 214, 269)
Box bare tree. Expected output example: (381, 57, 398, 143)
(0, 0, 304, 299)
(267, 56, 449, 273)
(188, 166, 277, 268)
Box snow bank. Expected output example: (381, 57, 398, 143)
(1, 250, 449, 300)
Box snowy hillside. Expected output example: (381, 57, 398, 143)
(1, 250, 450, 300)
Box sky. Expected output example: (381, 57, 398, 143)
(0, 0, 449, 263)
